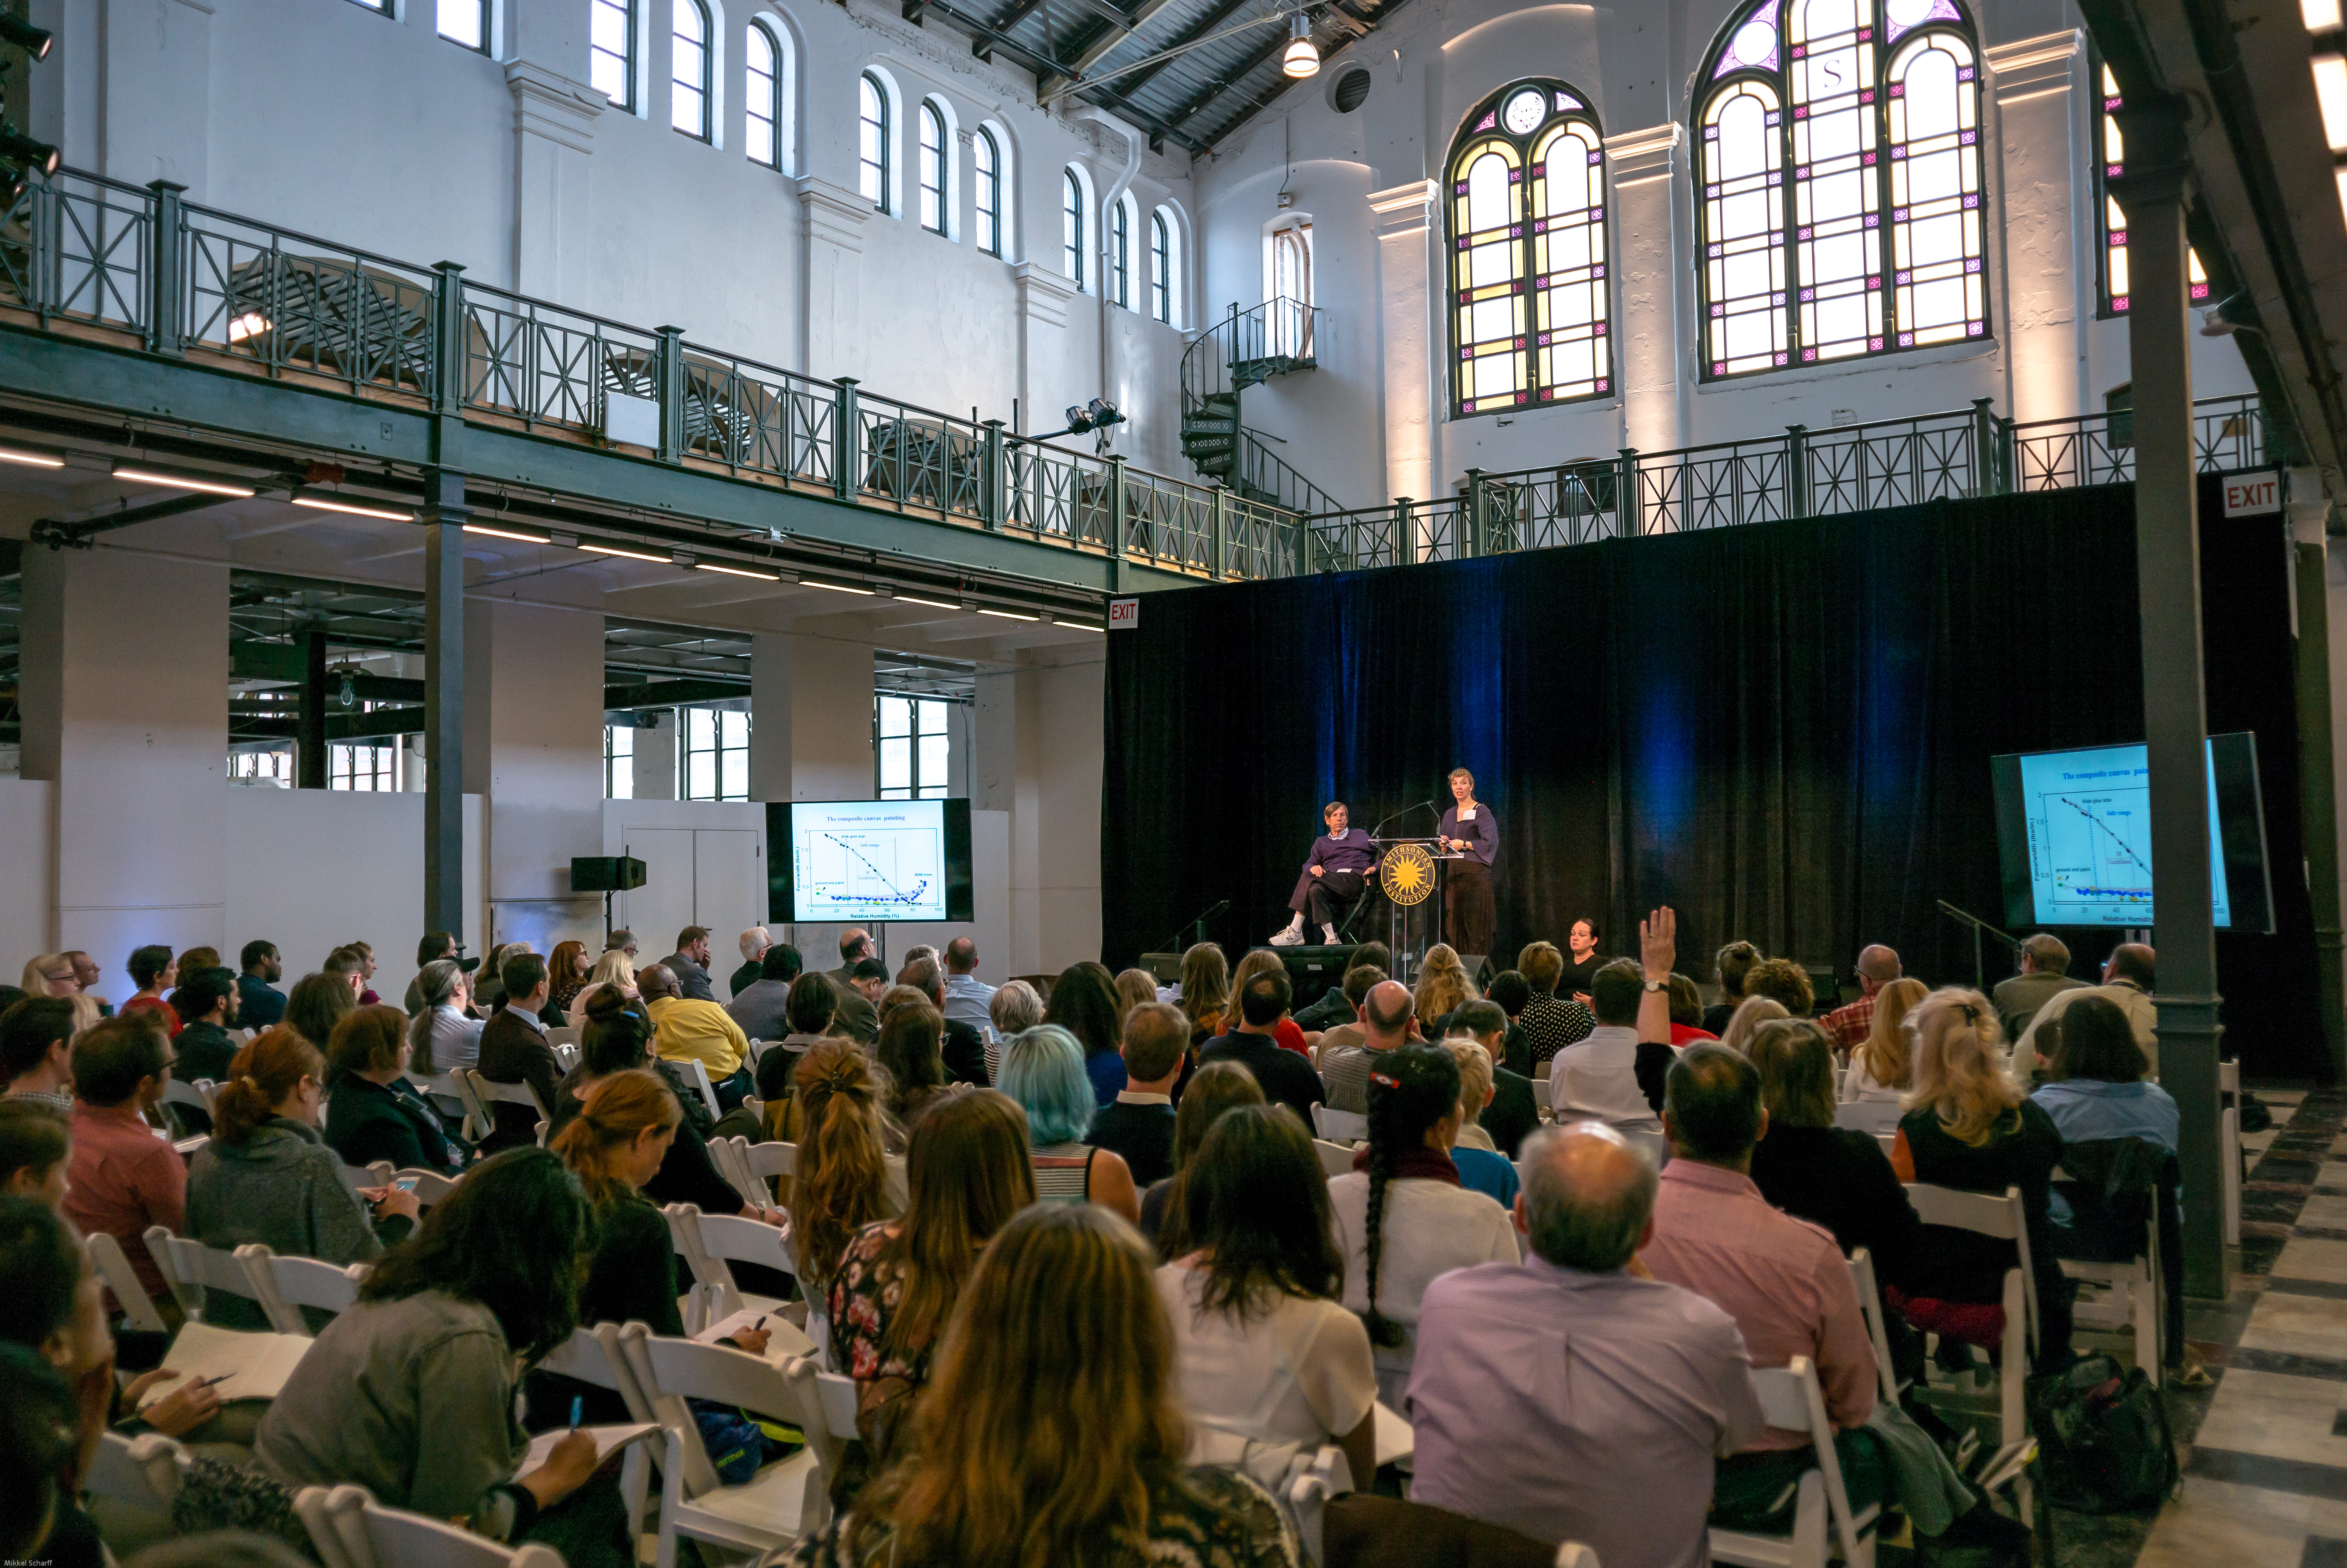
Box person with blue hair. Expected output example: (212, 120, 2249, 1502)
(998, 1025, 1139, 1223)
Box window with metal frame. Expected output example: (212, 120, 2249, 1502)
(1692, 0, 1989, 381)
(671, 0, 712, 139)
(1151, 212, 1171, 322)
(876, 696, 951, 799)
(920, 103, 947, 233)
(438, 0, 489, 49)
(975, 129, 1003, 255)
(228, 749, 294, 788)
(683, 706, 749, 802)
(1063, 170, 1086, 288)
(1109, 198, 1131, 308)
(591, 0, 635, 109)
(747, 21, 782, 167)
(2092, 59, 2209, 316)
(349, 0, 393, 12)
(860, 73, 890, 210)
(604, 725, 636, 800)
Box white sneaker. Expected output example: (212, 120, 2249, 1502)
(1320, 926, 1339, 945)
(1269, 925, 1306, 946)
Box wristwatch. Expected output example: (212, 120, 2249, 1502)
(1643, 978, 1666, 992)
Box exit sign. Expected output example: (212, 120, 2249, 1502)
(1108, 598, 1139, 630)
(2223, 472, 2281, 517)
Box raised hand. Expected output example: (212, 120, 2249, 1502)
(1639, 906, 1677, 980)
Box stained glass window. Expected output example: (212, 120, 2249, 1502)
(1695, 0, 1988, 379)
(1446, 81, 1610, 418)
(2094, 61, 2209, 314)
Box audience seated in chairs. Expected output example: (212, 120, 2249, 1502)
(828, 1090, 1036, 1479)
(1317, 977, 1418, 1116)
(1000, 1025, 1141, 1224)
(1044, 960, 1129, 1109)
(254, 1148, 633, 1568)
(726, 941, 803, 1043)
(1308, 963, 1387, 1064)
(1993, 932, 2089, 1049)
(1198, 968, 1325, 1132)
(1155, 1102, 1379, 1491)
(1084, 1001, 1186, 1186)
(1512, 941, 1594, 1066)
(0, 1100, 71, 1208)
(641, 961, 755, 1113)
(322, 1006, 468, 1177)
(1228, 948, 1313, 1058)
(407, 958, 484, 1076)
(120, 946, 180, 1035)
(877, 1000, 968, 1138)
(165, 970, 241, 1090)
(792, 1039, 904, 1299)
(773, 1203, 1298, 1568)
(1446, 998, 1538, 1158)
(1717, 995, 1790, 1054)
(545, 939, 593, 1022)
(894, 956, 989, 1088)
(1435, 1038, 1521, 1210)
(1745, 1019, 1922, 1292)
(1410, 945, 1478, 1039)
(1702, 939, 1762, 1035)
(1551, 960, 1671, 1132)
(1177, 942, 1231, 1048)
(1822, 945, 1904, 1054)
(1295, 941, 1390, 1035)
(566, 949, 640, 1031)
(1842, 978, 1927, 1101)
(4, 996, 81, 1114)
(1741, 957, 1817, 1021)
(476, 953, 563, 1152)
(1, 1195, 118, 1568)
(1141, 1060, 1266, 1255)
(279, 971, 352, 1054)
(1407, 1122, 1763, 1568)
(63, 1017, 186, 1312)
(186, 1029, 421, 1330)
(1115, 966, 1160, 1022)
(1889, 987, 2073, 1372)
(1329, 1042, 1518, 1407)
(984, 979, 1045, 1085)
(755, 972, 850, 1142)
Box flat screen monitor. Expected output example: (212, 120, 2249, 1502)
(1990, 733, 2273, 933)
(767, 798, 974, 925)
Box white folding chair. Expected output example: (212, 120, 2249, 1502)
(1846, 1248, 1903, 1405)
(408, 1068, 481, 1139)
(663, 1203, 798, 1328)
(1903, 1182, 2038, 1512)
(1312, 1138, 1357, 1179)
(1832, 1099, 1901, 1136)
(706, 1136, 753, 1198)
(84, 1431, 189, 1557)
(143, 1227, 278, 1324)
(615, 1325, 832, 1568)
(1709, 1358, 1879, 1568)
(547, 1025, 582, 1051)
(1312, 1105, 1369, 1144)
(552, 1041, 581, 1073)
(260, 1254, 371, 1335)
(2220, 1059, 2243, 1246)
(161, 1076, 216, 1121)
(294, 1482, 571, 1568)
(531, 1325, 652, 1534)
(463, 1070, 550, 1146)
(2052, 1164, 2165, 1385)
(388, 1168, 460, 1208)
(86, 1230, 168, 1333)
(667, 1056, 724, 1119)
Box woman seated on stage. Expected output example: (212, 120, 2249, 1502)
(999, 1025, 1141, 1225)
(1411, 944, 1478, 1037)
(1224, 949, 1310, 1057)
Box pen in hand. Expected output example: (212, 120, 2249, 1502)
(569, 1395, 584, 1431)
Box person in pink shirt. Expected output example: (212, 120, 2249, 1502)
(61, 1017, 186, 1312)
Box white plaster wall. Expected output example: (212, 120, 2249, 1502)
(0, 779, 56, 966)
(464, 596, 608, 942)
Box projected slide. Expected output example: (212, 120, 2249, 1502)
(788, 800, 948, 923)
(2011, 743, 2231, 929)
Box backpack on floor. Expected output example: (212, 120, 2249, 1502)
(2025, 1353, 2178, 1514)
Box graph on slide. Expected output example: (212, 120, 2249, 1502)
(790, 805, 947, 921)
(2006, 741, 2231, 928)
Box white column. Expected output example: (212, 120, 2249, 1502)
(748, 633, 875, 801)
(462, 597, 607, 948)
(17, 547, 230, 961)
(973, 670, 1040, 973)
(1010, 262, 1081, 437)
(92, 0, 214, 194)
(1604, 123, 1693, 455)
(971, 658, 1102, 974)
(1369, 180, 1438, 508)
(506, 60, 607, 300)
(1986, 30, 2090, 423)
(802, 178, 872, 382)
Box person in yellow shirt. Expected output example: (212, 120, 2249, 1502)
(641, 963, 755, 1111)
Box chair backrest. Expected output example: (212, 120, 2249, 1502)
(553, 1042, 581, 1073)
(2218, 1058, 2239, 1094)
(162, 1076, 216, 1116)
(86, 1429, 188, 1513)
(1312, 1105, 1368, 1143)
(1832, 1099, 1902, 1135)
(617, 1323, 827, 1514)
(263, 1254, 369, 1333)
(547, 1025, 581, 1050)
(733, 1138, 796, 1181)
(1553, 1548, 1599, 1568)
(1748, 1358, 1869, 1564)
(1904, 1182, 2037, 1345)
(669, 1203, 799, 1318)
(86, 1230, 168, 1333)
(1533, 1057, 1552, 1081)
(1312, 1139, 1357, 1179)
(673, 1056, 723, 1119)
(297, 1480, 568, 1568)
(539, 1322, 655, 1421)
(1845, 1247, 1900, 1405)
(144, 1227, 273, 1322)
(389, 1169, 459, 1208)
(413, 1069, 490, 1144)
(464, 1070, 549, 1145)
(705, 1135, 752, 1198)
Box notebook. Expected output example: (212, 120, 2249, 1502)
(135, 1322, 313, 1411)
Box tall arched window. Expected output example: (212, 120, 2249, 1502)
(671, 0, 710, 140)
(1150, 212, 1171, 322)
(1063, 170, 1086, 288)
(859, 73, 890, 211)
(1445, 81, 1610, 417)
(1108, 198, 1132, 308)
(1694, 0, 1987, 380)
(590, 0, 636, 110)
(975, 129, 1002, 255)
(746, 22, 782, 168)
(918, 104, 947, 233)
(2093, 59, 2208, 315)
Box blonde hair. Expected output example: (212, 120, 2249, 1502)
(1113, 968, 1159, 1022)
(1412, 944, 1477, 1032)
(1852, 977, 1928, 1091)
(794, 1039, 893, 1292)
(1227, 948, 1288, 1026)
(19, 954, 72, 998)
(587, 950, 637, 990)
(551, 1069, 681, 1206)
(1441, 1035, 1494, 1114)
(1906, 987, 2023, 1145)
(1176, 944, 1228, 1034)
(1718, 995, 1789, 1054)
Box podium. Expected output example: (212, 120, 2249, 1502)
(1371, 836, 1461, 984)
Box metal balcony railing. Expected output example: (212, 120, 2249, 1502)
(0, 170, 2277, 588)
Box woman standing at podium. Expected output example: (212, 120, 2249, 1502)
(1437, 768, 1496, 958)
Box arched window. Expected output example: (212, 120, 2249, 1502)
(918, 103, 947, 233)
(1444, 81, 1609, 416)
(1063, 169, 1086, 288)
(671, 0, 710, 141)
(1108, 197, 1132, 308)
(2093, 59, 2208, 314)
(1150, 212, 1171, 322)
(590, 0, 636, 110)
(1694, 0, 1988, 380)
(746, 21, 783, 168)
(859, 73, 890, 211)
(975, 128, 1002, 255)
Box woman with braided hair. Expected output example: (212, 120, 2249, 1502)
(1327, 1043, 1518, 1406)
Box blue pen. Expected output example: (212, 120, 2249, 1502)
(569, 1395, 583, 1430)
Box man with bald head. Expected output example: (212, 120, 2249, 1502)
(1406, 1123, 1764, 1567)
(1821, 944, 1902, 1052)
(1316, 975, 1419, 1114)
(2016, 940, 2160, 1077)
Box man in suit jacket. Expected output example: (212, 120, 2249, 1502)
(898, 954, 989, 1086)
(475, 951, 559, 1152)
(1993, 932, 2090, 1047)
(660, 926, 718, 1002)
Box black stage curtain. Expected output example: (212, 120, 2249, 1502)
(1102, 479, 2324, 1082)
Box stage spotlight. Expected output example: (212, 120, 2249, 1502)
(0, 129, 56, 178)
(0, 17, 51, 61)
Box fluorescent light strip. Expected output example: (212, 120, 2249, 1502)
(113, 464, 256, 498)
(896, 595, 961, 610)
(0, 445, 63, 469)
(977, 607, 1039, 622)
(580, 542, 672, 564)
(463, 523, 552, 543)
(1061, 622, 1106, 633)
(293, 495, 415, 523)
(804, 580, 874, 595)
(694, 561, 777, 580)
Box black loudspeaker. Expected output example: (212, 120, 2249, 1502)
(1277, 944, 1360, 1009)
(1140, 951, 1187, 984)
(571, 855, 647, 892)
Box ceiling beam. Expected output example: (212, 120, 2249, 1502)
(1038, 0, 1165, 96)
(1161, 30, 1289, 135)
(1100, 0, 1254, 104)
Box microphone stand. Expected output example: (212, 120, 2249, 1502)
(1369, 800, 1438, 838)
(1159, 899, 1230, 954)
